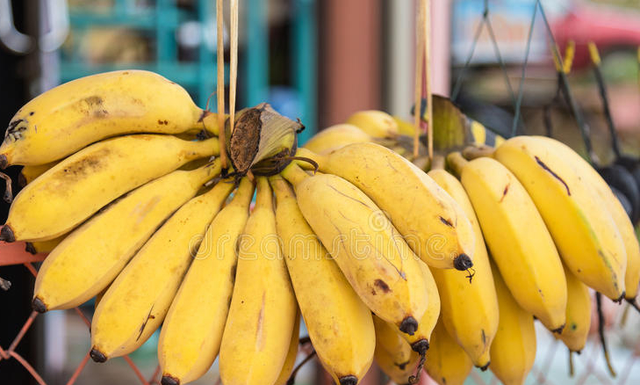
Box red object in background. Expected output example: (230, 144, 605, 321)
(552, 1, 640, 69)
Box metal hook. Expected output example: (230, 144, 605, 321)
(0, 0, 35, 54)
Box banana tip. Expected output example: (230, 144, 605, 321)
(551, 324, 565, 334)
(399, 316, 418, 336)
(31, 297, 47, 313)
(339, 375, 358, 385)
(25, 242, 36, 255)
(90, 348, 107, 363)
(0, 225, 15, 243)
(615, 292, 625, 304)
(161, 375, 180, 385)
(453, 254, 473, 271)
(479, 361, 490, 371)
(0, 154, 7, 169)
(411, 339, 429, 355)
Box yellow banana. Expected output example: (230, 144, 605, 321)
(303, 124, 372, 155)
(1, 70, 217, 167)
(219, 177, 298, 385)
(158, 178, 254, 385)
(32, 162, 222, 312)
(449, 153, 567, 332)
(89, 180, 233, 362)
(374, 316, 419, 385)
(557, 264, 591, 353)
(345, 110, 398, 138)
(427, 168, 499, 369)
(1, 134, 219, 242)
(281, 163, 428, 335)
(424, 319, 473, 385)
(295, 144, 475, 271)
(25, 235, 65, 254)
(271, 176, 375, 384)
(274, 313, 301, 385)
(533, 136, 640, 301)
(393, 116, 417, 137)
(489, 262, 536, 385)
(19, 161, 59, 186)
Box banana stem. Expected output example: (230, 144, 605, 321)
(568, 349, 574, 377)
(408, 352, 427, 384)
(255, 177, 272, 209)
(0, 171, 13, 203)
(286, 349, 317, 385)
(446, 152, 468, 178)
(293, 148, 326, 170)
(462, 144, 495, 160)
(596, 292, 617, 377)
(269, 175, 295, 202)
(231, 177, 256, 208)
(430, 154, 445, 170)
(280, 163, 310, 186)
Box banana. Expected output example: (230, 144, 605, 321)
(19, 161, 59, 186)
(448, 153, 567, 332)
(557, 264, 591, 353)
(427, 168, 499, 369)
(532, 136, 640, 301)
(400, 261, 440, 355)
(345, 110, 398, 138)
(271, 176, 375, 385)
(32, 162, 222, 312)
(158, 178, 254, 385)
(25, 235, 65, 254)
(494, 136, 627, 301)
(89, 179, 233, 362)
(424, 319, 473, 385)
(219, 177, 298, 385)
(295, 144, 475, 271)
(489, 262, 536, 385)
(281, 163, 429, 335)
(273, 313, 301, 385)
(0, 70, 219, 167)
(393, 116, 417, 137)
(1, 134, 219, 242)
(374, 316, 419, 385)
(303, 124, 372, 155)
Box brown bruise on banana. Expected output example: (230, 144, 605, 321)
(136, 304, 156, 341)
(534, 156, 571, 196)
(500, 183, 510, 203)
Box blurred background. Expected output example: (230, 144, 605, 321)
(2, 0, 640, 384)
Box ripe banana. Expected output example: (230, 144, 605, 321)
(281, 163, 429, 335)
(494, 136, 627, 301)
(271, 176, 375, 385)
(89, 180, 233, 362)
(158, 178, 254, 385)
(533, 136, 640, 301)
(303, 124, 372, 155)
(32, 162, 222, 312)
(25, 235, 64, 254)
(1, 70, 215, 167)
(400, 261, 440, 355)
(295, 143, 475, 271)
(489, 262, 536, 385)
(449, 153, 567, 332)
(393, 116, 417, 137)
(557, 264, 591, 353)
(424, 319, 473, 385)
(2, 134, 219, 242)
(19, 161, 59, 186)
(273, 313, 301, 385)
(427, 168, 499, 369)
(345, 110, 398, 138)
(219, 177, 298, 385)
(373, 315, 419, 385)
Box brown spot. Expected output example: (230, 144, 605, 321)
(123, 71, 130, 75)
(439, 216, 453, 227)
(500, 183, 510, 202)
(374, 279, 391, 293)
(53, 148, 109, 180)
(158, 119, 168, 125)
(136, 305, 155, 341)
(396, 360, 410, 370)
(29, 111, 34, 116)
(535, 156, 570, 195)
(84, 96, 103, 107)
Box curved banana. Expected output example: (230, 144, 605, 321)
(295, 144, 475, 271)
(271, 176, 375, 385)
(219, 177, 298, 385)
(303, 124, 372, 155)
(26, 235, 65, 254)
(533, 136, 640, 301)
(374, 316, 419, 385)
(281, 163, 429, 335)
(557, 264, 591, 353)
(19, 161, 59, 186)
(489, 262, 536, 385)
(494, 136, 627, 301)
(89, 180, 233, 362)
(424, 319, 473, 385)
(274, 313, 301, 385)
(1, 134, 219, 242)
(345, 110, 398, 138)
(32, 162, 222, 312)
(1, 70, 217, 167)
(158, 178, 254, 385)
(393, 116, 417, 137)
(449, 153, 567, 332)
(427, 168, 499, 368)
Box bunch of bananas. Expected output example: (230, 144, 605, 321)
(1, 70, 638, 385)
